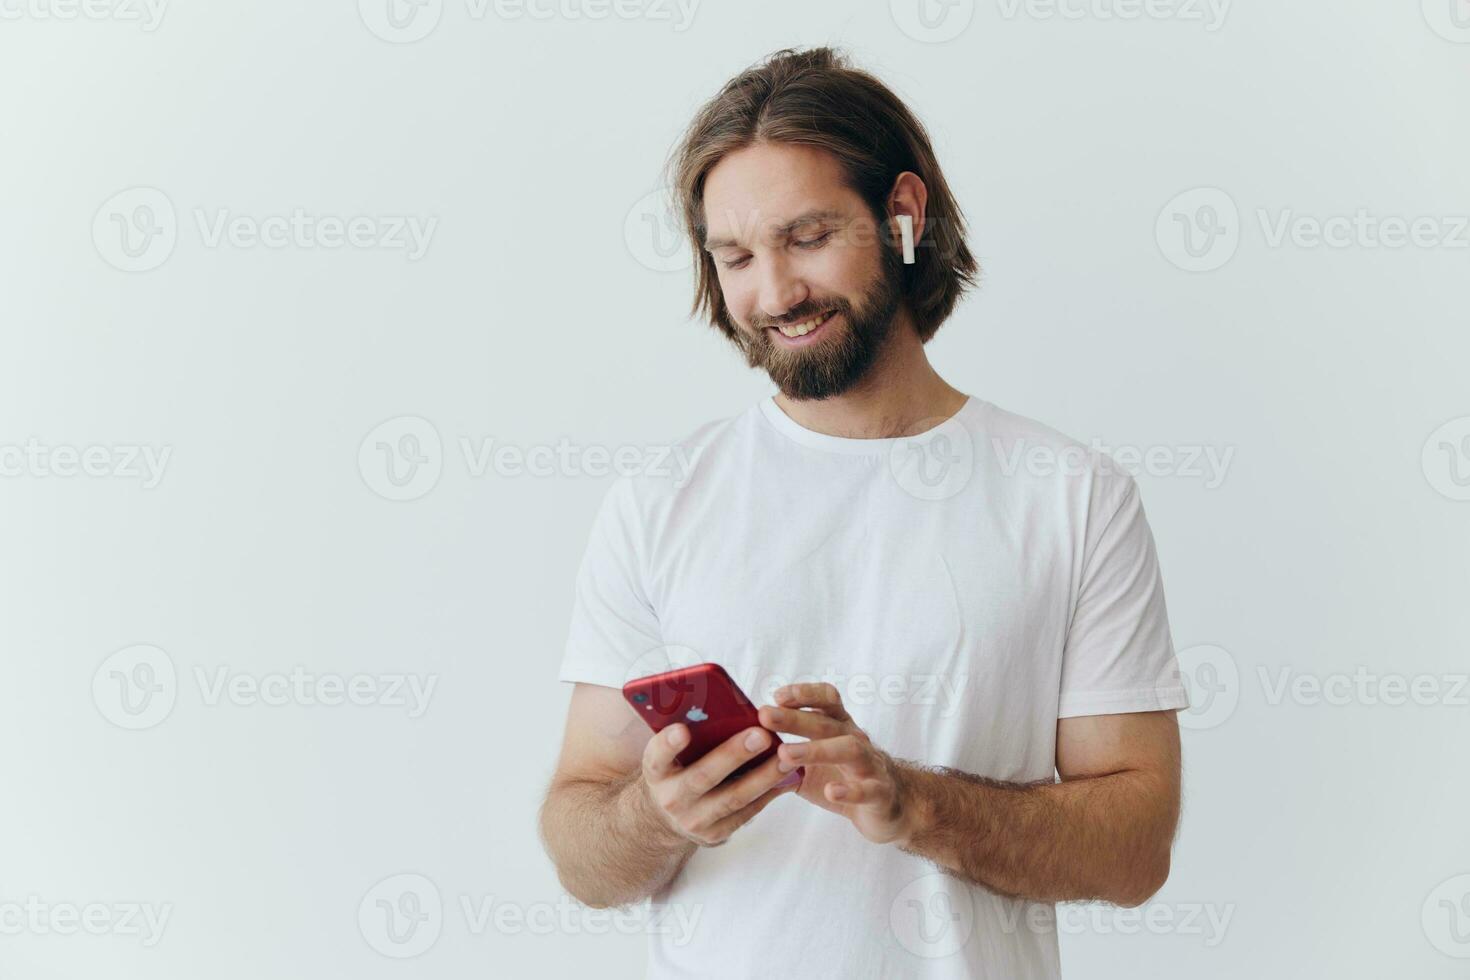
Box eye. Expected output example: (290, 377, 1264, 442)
(796, 231, 833, 250)
(722, 255, 751, 270)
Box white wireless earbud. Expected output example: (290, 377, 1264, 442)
(897, 214, 915, 265)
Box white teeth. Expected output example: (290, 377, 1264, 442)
(777, 310, 832, 338)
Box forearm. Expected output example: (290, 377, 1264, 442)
(539, 769, 695, 909)
(893, 761, 1176, 907)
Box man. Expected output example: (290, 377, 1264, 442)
(539, 46, 1188, 979)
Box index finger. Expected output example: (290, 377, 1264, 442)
(773, 682, 852, 722)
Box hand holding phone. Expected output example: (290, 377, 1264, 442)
(623, 663, 803, 847)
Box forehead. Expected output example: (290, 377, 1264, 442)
(701, 141, 862, 247)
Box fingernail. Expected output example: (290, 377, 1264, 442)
(776, 770, 802, 789)
(744, 730, 767, 751)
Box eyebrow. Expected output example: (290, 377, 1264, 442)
(703, 208, 846, 252)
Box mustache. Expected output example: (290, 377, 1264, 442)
(754, 302, 844, 331)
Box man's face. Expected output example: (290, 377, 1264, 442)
(701, 142, 902, 401)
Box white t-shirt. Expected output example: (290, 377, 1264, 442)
(558, 393, 1188, 980)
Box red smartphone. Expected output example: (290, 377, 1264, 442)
(622, 662, 784, 781)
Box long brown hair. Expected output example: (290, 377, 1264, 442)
(665, 46, 980, 345)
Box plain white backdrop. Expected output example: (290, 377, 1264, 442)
(1, 0, 1467, 976)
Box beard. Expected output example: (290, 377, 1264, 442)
(731, 241, 903, 401)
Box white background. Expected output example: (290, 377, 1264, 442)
(1, 0, 1467, 977)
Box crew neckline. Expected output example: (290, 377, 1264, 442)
(757, 394, 979, 456)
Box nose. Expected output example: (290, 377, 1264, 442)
(756, 252, 808, 324)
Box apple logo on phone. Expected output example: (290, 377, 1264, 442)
(685, 706, 708, 722)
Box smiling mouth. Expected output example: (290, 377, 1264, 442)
(768, 309, 837, 341)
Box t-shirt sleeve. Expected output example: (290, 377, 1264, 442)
(558, 476, 664, 690)
(1057, 475, 1190, 718)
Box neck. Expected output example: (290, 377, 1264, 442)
(771, 309, 968, 439)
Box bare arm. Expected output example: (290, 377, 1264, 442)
(539, 682, 800, 909)
(759, 684, 1181, 908)
(537, 683, 690, 908)
(893, 711, 1181, 907)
